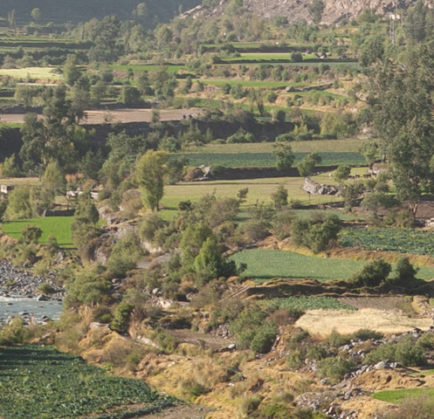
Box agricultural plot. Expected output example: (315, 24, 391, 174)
(201, 78, 308, 89)
(0, 67, 62, 81)
(229, 249, 434, 282)
(1, 216, 74, 248)
(263, 296, 355, 311)
(179, 151, 365, 167)
(373, 388, 434, 403)
(162, 175, 342, 215)
(229, 249, 368, 281)
(0, 345, 175, 419)
(339, 228, 434, 257)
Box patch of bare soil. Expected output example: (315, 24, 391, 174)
(338, 296, 412, 311)
(295, 308, 433, 337)
(170, 329, 235, 351)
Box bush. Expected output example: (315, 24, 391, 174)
(230, 307, 277, 354)
(291, 213, 342, 253)
(272, 210, 295, 239)
(350, 259, 391, 288)
(110, 300, 135, 334)
(353, 329, 383, 341)
(139, 213, 168, 243)
(0, 317, 31, 345)
(318, 356, 354, 383)
(365, 336, 426, 367)
(106, 233, 144, 278)
(328, 329, 351, 348)
(151, 329, 177, 354)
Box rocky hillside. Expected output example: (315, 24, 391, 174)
(184, 0, 425, 25)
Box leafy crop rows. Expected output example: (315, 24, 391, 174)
(339, 228, 434, 257)
(0, 345, 175, 419)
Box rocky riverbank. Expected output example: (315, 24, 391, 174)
(0, 260, 64, 300)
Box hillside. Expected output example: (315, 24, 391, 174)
(0, 0, 202, 24)
(185, 0, 424, 24)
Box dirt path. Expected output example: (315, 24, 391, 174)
(0, 108, 203, 125)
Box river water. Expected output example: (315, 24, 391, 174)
(0, 296, 63, 323)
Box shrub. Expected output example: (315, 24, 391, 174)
(230, 307, 277, 354)
(353, 329, 383, 341)
(0, 317, 31, 345)
(139, 213, 168, 242)
(350, 259, 391, 288)
(240, 396, 262, 416)
(318, 356, 354, 384)
(291, 213, 342, 253)
(333, 165, 351, 182)
(19, 225, 42, 244)
(271, 185, 288, 209)
(151, 329, 177, 354)
(328, 329, 351, 348)
(110, 300, 135, 334)
(365, 336, 426, 367)
(106, 233, 144, 278)
(272, 210, 295, 239)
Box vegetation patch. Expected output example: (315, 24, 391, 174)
(1, 217, 74, 248)
(0, 345, 175, 419)
(373, 388, 434, 404)
(263, 296, 356, 311)
(339, 228, 434, 257)
(230, 249, 368, 281)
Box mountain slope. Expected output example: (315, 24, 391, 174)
(184, 0, 425, 25)
(1, 0, 202, 25)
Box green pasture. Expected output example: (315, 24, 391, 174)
(339, 228, 434, 257)
(1, 216, 74, 248)
(0, 67, 62, 80)
(229, 249, 368, 281)
(162, 175, 342, 212)
(229, 249, 434, 282)
(0, 345, 175, 419)
(179, 151, 365, 168)
(373, 388, 434, 404)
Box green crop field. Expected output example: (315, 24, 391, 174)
(373, 388, 434, 404)
(1, 217, 74, 248)
(0, 67, 62, 80)
(179, 151, 365, 168)
(0, 345, 175, 419)
(263, 296, 356, 311)
(229, 249, 368, 281)
(229, 249, 434, 282)
(339, 228, 434, 257)
(162, 175, 342, 212)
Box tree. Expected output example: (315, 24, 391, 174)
(334, 165, 351, 182)
(136, 150, 169, 211)
(271, 185, 288, 209)
(273, 142, 295, 171)
(368, 43, 433, 212)
(308, 0, 324, 24)
(297, 153, 322, 177)
(359, 142, 379, 169)
(63, 55, 81, 86)
(4, 186, 33, 220)
(30, 8, 41, 23)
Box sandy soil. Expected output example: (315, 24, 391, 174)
(295, 308, 433, 337)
